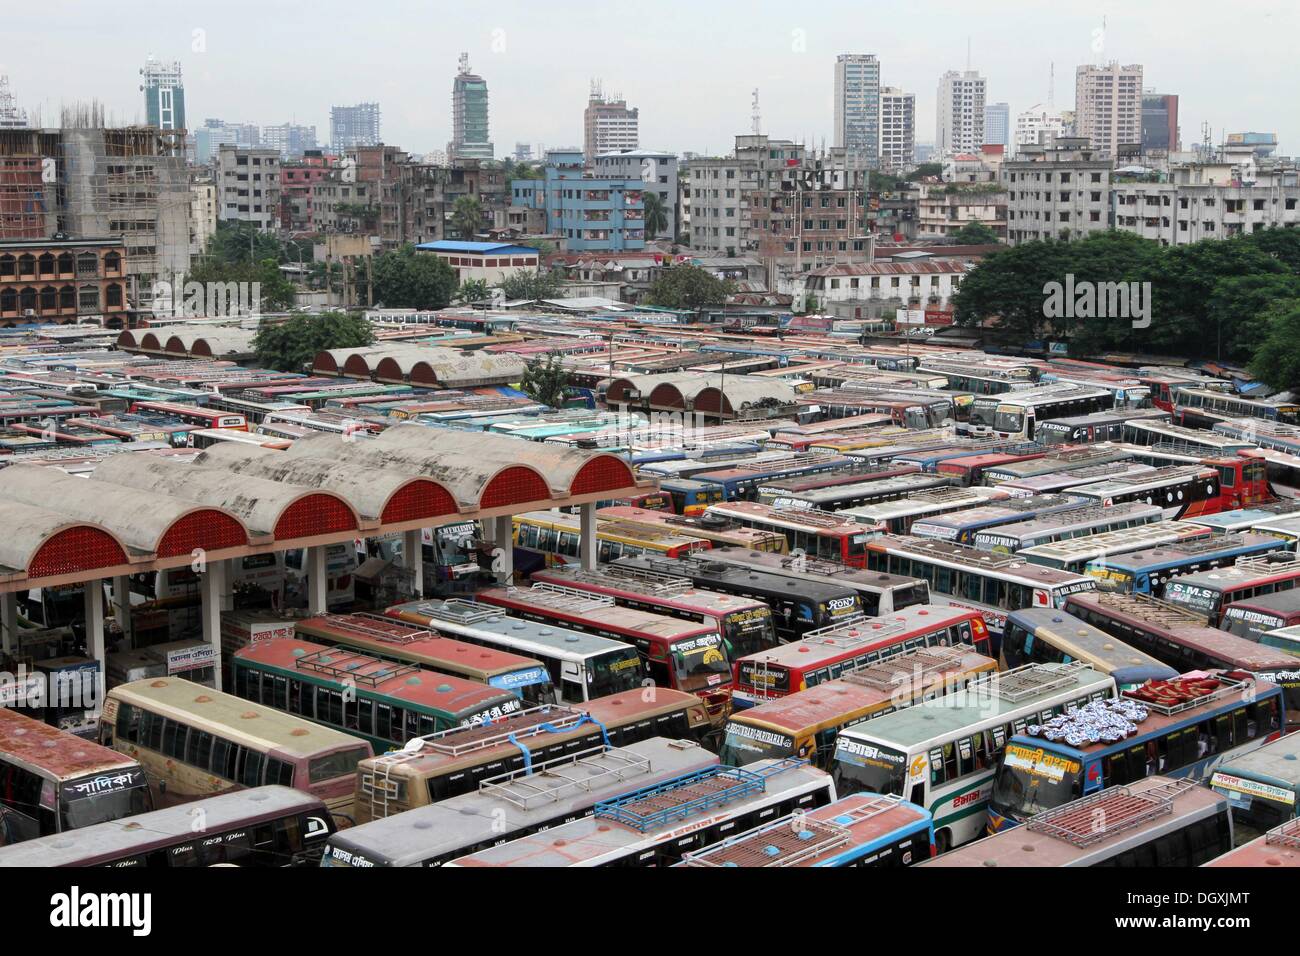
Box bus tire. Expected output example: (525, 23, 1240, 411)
(935, 829, 952, 855)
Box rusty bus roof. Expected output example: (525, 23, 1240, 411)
(0, 707, 138, 780)
(476, 586, 721, 643)
(1204, 818, 1300, 867)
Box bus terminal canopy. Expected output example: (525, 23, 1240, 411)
(604, 371, 799, 416)
(313, 345, 525, 388)
(0, 425, 650, 593)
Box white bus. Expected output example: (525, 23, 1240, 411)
(830, 660, 1116, 852)
(838, 486, 1008, 535)
(1017, 520, 1213, 574)
(963, 384, 1114, 441)
(972, 502, 1164, 554)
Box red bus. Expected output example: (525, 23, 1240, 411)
(473, 584, 733, 724)
(703, 500, 875, 567)
(1212, 453, 1274, 510)
(1161, 553, 1300, 626)
(1066, 465, 1230, 520)
(128, 400, 248, 431)
(937, 452, 1046, 487)
(530, 564, 780, 657)
(730, 604, 991, 707)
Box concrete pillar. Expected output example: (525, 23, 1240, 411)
(493, 516, 514, 585)
(402, 529, 424, 596)
(1, 592, 16, 656)
(83, 580, 105, 666)
(306, 544, 328, 615)
(218, 559, 236, 613)
(579, 502, 598, 572)
(199, 561, 223, 691)
(111, 575, 132, 648)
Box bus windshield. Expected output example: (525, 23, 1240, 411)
(723, 608, 778, 659)
(588, 648, 643, 697)
(990, 743, 1083, 819)
(672, 633, 730, 693)
(970, 402, 998, 429)
(831, 739, 908, 796)
(308, 747, 369, 785)
(994, 407, 1025, 434)
(59, 771, 153, 830)
(718, 724, 797, 767)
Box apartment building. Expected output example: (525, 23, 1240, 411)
(216, 145, 281, 231)
(1003, 137, 1112, 244)
(1075, 63, 1143, 157)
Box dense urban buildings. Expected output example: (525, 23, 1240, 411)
(583, 87, 639, 163)
(1074, 62, 1143, 157)
(1003, 137, 1113, 244)
(1141, 93, 1180, 153)
(450, 54, 493, 161)
(1014, 104, 1072, 154)
(936, 69, 986, 156)
(216, 144, 282, 231)
(834, 54, 881, 165)
(983, 102, 1010, 147)
(262, 123, 319, 161)
(592, 149, 677, 238)
(511, 149, 645, 252)
(0, 236, 129, 325)
(330, 102, 382, 154)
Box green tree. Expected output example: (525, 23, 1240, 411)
(518, 352, 571, 408)
(252, 311, 375, 372)
(204, 221, 286, 267)
(645, 264, 735, 310)
(450, 196, 483, 240)
(643, 192, 669, 239)
(456, 278, 491, 303)
(905, 163, 943, 181)
(186, 256, 296, 312)
(1206, 274, 1300, 362)
(949, 222, 1001, 245)
(369, 245, 457, 309)
(498, 269, 564, 300)
(1249, 300, 1300, 393)
(1242, 226, 1300, 273)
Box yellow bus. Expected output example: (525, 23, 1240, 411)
(99, 677, 372, 825)
(718, 644, 997, 769)
(513, 510, 712, 565)
(595, 505, 788, 553)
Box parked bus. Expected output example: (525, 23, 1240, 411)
(1209, 731, 1300, 838)
(757, 473, 951, 511)
(383, 598, 644, 704)
(1162, 552, 1300, 625)
(1063, 590, 1300, 719)
(689, 453, 855, 501)
(982, 447, 1132, 484)
(230, 639, 524, 753)
(995, 461, 1157, 499)
(595, 505, 787, 553)
(1120, 418, 1255, 457)
(351, 691, 713, 821)
(0, 786, 334, 867)
(720, 644, 996, 766)
(1018, 521, 1213, 575)
(445, 756, 833, 867)
(1174, 387, 1300, 429)
(986, 672, 1284, 831)
(973, 503, 1164, 555)
(676, 792, 934, 867)
(610, 554, 863, 643)
(937, 452, 1047, 487)
(0, 708, 152, 845)
(292, 613, 556, 705)
(1204, 818, 1300, 867)
(656, 478, 726, 517)
(1062, 465, 1230, 521)
(839, 487, 1009, 536)
(1186, 500, 1300, 536)
(864, 535, 1100, 644)
(731, 604, 991, 709)
(964, 385, 1115, 441)
(320, 737, 717, 867)
(1001, 608, 1178, 687)
(512, 510, 711, 565)
(927, 776, 1232, 868)
(830, 661, 1117, 851)
(702, 500, 874, 566)
(188, 428, 293, 451)
(206, 395, 312, 425)
(690, 546, 930, 617)
(474, 584, 732, 723)
(1085, 533, 1288, 596)
(1219, 590, 1300, 644)
(1139, 370, 1233, 412)
(128, 400, 248, 431)
(98, 677, 372, 823)
(909, 494, 1087, 545)
(1035, 409, 1171, 447)
(530, 564, 778, 657)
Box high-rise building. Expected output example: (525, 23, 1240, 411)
(262, 123, 318, 160)
(330, 103, 381, 154)
(215, 144, 281, 232)
(983, 102, 1010, 147)
(0, 75, 27, 130)
(1014, 104, 1071, 154)
(141, 56, 185, 132)
(450, 54, 493, 160)
(936, 70, 986, 156)
(834, 54, 881, 165)
(583, 86, 639, 163)
(1074, 63, 1143, 157)
(879, 88, 915, 171)
(1141, 93, 1180, 153)
(1004, 137, 1112, 244)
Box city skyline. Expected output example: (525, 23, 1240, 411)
(1, 0, 1294, 158)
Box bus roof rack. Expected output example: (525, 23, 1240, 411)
(1082, 590, 1212, 628)
(841, 645, 968, 690)
(290, 648, 419, 687)
(1026, 777, 1197, 848)
(399, 598, 504, 626)
(511, 582, 615, 614)
(1121, 673, 1253, 717)
(802, 614, 894, 648)
(477, 745, 655, 810)
(570, 564, 695, 595)
(765, 502, 861, 528)
(319, 612, 434, 646)
(1234, 551, 1300, 573)
(988, 660, 1089, 703)
(1265, 818, 1300, 849)
(389, 704, 588, 760)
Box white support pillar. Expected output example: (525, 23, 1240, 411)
(306, 544, 328, 615)
(493, 516, 514, 585)
(579, 502, 597, 572)
(83, 580, 105, 667)
(111, 575, 132, 648)
(199, 561, 223, 691)
(1, 592, 16, 656)
(402, 529, 424, 596)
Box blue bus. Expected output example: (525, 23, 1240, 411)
(1001, 608, 1177, 687)
(907, 494, 1086, 545)
(691, 454, 856, 501)
(1084, 532, 1288, 596)
(657, 478, 727, 516)
(986, 671, 1285, 832)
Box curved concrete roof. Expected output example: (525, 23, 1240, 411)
(315, 345, 525, 388)
(0, 500, 134, 584)
(0, 463, 252, 560)
(91, 454, 365, 540)
(606, 371, 797, 415)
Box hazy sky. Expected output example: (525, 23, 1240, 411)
(6, 0, 1296, 156)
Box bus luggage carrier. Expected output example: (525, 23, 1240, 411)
(593, 758, 806, 833)
(515, 583, 616, 614)
(393, 599, 505, 627)
(842, 646, 969, 691)
(292, 648, 419, 687)
(307, 613, 435, 647)
(1121, 673, 1254, 718)
(570, 565, 695, 595)
(477, 744, 658, 811)
(1265, 818, 1300, 849)
(1026, 777, 1197, 848)
(678, 793, 910, 867)
(987, 660, 1092, 704)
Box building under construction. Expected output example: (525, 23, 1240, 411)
(0, 105, 191, 311)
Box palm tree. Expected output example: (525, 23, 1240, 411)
(451, 196, 483, 241)
(643, 192, 669, 239)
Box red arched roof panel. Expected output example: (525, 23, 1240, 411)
(648, 383, 686, 410)
(480, 466, 551, 509)
(374, 357, 405, 383)
(157, 509, 249, 558)
(380, 480, 459, 523)
(570, 456, 636, 496)
(273, 494, 359, 539)
(29, 526, 129, 578)
(341, 354, 373, 379)
(409, 362, 438, 387)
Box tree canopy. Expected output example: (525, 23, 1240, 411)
(949, 222, 1001, 246)
(450, 196, 483, 240)
(1250, 300, 1300, 393)
(643, 192, 669, 239)
(645, 264, 734, 310)
(518, 352, 571, 408)
(497, 269, 564, 300)
(252, 311, 375, 372)
(370, 245, 458, 309)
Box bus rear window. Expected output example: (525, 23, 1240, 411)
(308, 747, 368, 784)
